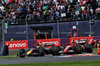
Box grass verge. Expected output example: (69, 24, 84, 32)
(93, 48, 97, 51)
(0, 52, 18, 59)
(0, 61, 100, 66)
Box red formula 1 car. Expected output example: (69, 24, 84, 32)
(59, 39, 93, 54)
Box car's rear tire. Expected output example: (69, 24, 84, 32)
(75, 45, 82, 54)
(19, 49, 25, 58)
(50, 46, 61, 56)
(38, 47, 45, 56)
(85, 44, 93, 53)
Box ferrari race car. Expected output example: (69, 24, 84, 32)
(61, 39, 93, 54)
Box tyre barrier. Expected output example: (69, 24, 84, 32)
(19, 49, 25, 58)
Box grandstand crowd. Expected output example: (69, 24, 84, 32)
(0, 0, 99, 24)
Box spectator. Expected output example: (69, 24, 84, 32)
(80, 9, 83, 19)
(62, 7, 66, 13)
(81, 5, 85, 11)
(55, 10, 61, 21)
(67, 0, 71, 6)
(71, 9, 75, 20)
(82, 8, 88, 19)
(56, 4, 61, 10)
(65, 4, 68, 12)
(39, 9, 44, 22)
(66, 9, 71, 19)
(43, 0, 48, 5)
(36, 11, 40, 20)
(10, 36, 13, 41)
(35, 33, 40, 39)
(79, 0, 83, 6)
(0, 0, 98, 24)
(43, 9, 47, 20)
(95, 7, 100, 18)
(90, 7, 94, 19)
(76, 2, 79, 7)
(86, 0, 91, 5)
(5, 0, 9, 4)
(9, 0, 13, 5)
(32, 9, 37, 20)
(60, 4, 65, 10)
(0, 4, 4, 11)
(73, 31, 77, 37)
(7, 14, 13, 24)
(6, 13, 10, 24)
(0, 9, 2, 17)
(82, 0, 86, 5)
(80, 33, 84, 37)
(46, 11, 50, 21)
(86, 4, 90, 17)
(10, 9, 15, 16)
(74, 5, 77, 12)
(67, 32, 72, 38)
(27, 9, 32, 20)
(77, 6, 81, 12)
(75, 10, 79, 20)
(50, 14, 54, 21)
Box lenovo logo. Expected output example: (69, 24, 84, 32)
(41, 41, 59, 45)
(5, 40, 28, 50)
(7, 43, 26, 48)
(37, 38, 61, 46)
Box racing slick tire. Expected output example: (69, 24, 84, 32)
(75, 45, 82, 54)
(85, 44, 93, 53)
(38, 47, 45, 56)
(50, 46, 61, 56)
(19, 49, 25, 58)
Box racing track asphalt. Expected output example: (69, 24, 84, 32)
(0, 55, 100, 65)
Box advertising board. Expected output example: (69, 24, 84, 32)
(37, 38, 61, 47)
(70, 37, 94, 43)
(5, 40, 28, 50)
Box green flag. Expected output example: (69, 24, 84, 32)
(98, 2, 100, 6)
(43, 6, 48, 10)
(5, 23, 8, 28)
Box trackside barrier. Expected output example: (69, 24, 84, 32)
(28, 38, 68, 48)
(5, 40, 28, 50)
(5, 36, 100, 50)
(97, 44, 100, 54)
(0, 45, 9, 56)
(70, 36, 94, 43)
(28, 40, 37, 48)
(2, 45, 9, 56)
(37, 38, 61, 46)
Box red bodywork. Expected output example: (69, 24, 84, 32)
(63, 36, 94, 53)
